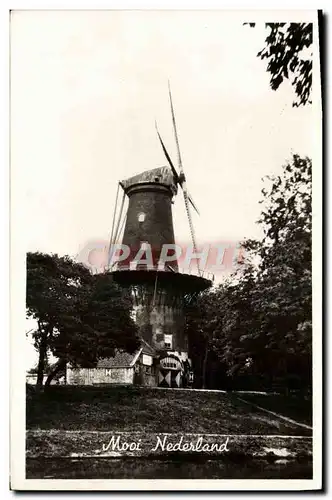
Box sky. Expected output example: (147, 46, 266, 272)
(10, 10, 317, 369)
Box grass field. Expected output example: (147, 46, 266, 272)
(26, 386, 312, 436)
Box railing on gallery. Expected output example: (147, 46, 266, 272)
(110, 260, 214, 282)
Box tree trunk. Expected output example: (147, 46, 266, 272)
(202, 345, 209, 389)
(45, 358, 67, 387)
(36, 329, 48, 387)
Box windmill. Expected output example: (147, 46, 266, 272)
(110, 84, 213, 388)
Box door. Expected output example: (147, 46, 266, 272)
(158, 368, 182, 387)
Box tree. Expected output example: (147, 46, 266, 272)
(26, 252, 139, 386)
(185, 290, 216, 389)
(26, 253, 80, 385)
(246, 23, 313, 106)
(185, 285, 230, 389)
(220, 155, 312, 391)
(185, 155, 312, 392)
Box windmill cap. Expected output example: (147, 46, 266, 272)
(120, 166, 177, 195)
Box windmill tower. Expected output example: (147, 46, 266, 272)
(110, 84, 213, 388)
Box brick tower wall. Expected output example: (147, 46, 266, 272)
(135, 301, 187, 353)
(119, 184, 178, 271)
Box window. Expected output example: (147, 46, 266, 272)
(162, 361, 179, 369)
(131, 307, 137, 321)
(138, 212, 146, 223)
(164, 334, 173, 349)
(142, 354, 153, 366)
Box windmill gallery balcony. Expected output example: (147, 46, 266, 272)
(111, 258, 214, 288)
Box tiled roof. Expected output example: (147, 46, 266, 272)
(96, 339, 157, 368)
(140, 338, 157, 356)
(97, 350, 138, 368)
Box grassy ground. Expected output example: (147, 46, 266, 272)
(235, 393, 312, 427)
(26, 386, 312, 436)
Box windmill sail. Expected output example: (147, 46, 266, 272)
(187, 191, 200, 216)
(155, 121, 199, 216)
(167, 82, 201, 276)
(155, 121, 179, 183)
